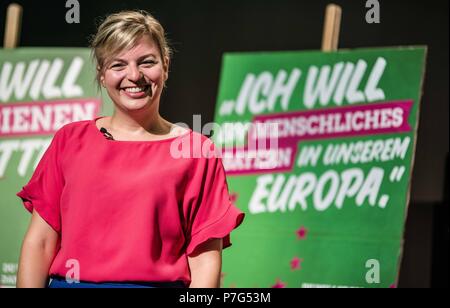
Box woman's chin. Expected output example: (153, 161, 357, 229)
(119, 98, 154, 111)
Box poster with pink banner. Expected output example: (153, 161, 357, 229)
(214, 47, 427, 288)
(0, 48, 111, 287)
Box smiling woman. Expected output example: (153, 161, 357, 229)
(90, 10, 174, 141)
(100, 36, 162, 117)
(16, 10, 245, 289)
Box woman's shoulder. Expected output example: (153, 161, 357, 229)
(52, 118, 93, 140)
(61, 118, 92, 129)
(176, 129, 224, 163)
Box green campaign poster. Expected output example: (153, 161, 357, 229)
(0, 48, 111, 287)
(215, 47, 427, 288)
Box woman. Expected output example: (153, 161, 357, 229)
(16, 10, 244, 288)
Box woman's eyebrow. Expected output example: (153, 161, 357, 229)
(110, 58, 126, 63)
(111, 54, 157, 63)
(138, 54, 157, 61)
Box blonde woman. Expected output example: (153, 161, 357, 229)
(16, 10, 244, 288)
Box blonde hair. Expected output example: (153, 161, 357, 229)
(90, 10, 172, 87)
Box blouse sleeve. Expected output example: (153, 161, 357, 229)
(16, 129, 66, 233)
(183, 153, 245, 256)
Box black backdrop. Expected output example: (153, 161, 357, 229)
(0, 0, 448, 287)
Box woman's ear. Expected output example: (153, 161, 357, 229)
(163, 56, 170, 81)
(97, 66, 105, 87)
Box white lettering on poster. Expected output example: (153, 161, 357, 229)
(219, 57, 387, 116)
(0, 57, 84, 102)
(249, 167, 387, 214)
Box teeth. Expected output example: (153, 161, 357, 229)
(124, 87, 146, 93)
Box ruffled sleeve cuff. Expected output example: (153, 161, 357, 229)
(186, 204, 245, 256)
(16, 187, 61, 233)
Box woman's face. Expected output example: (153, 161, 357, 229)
(100, 36, 168, 113)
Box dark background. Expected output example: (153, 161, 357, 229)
(1, 0, 448, 288)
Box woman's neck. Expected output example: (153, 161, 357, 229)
(109, 110, 172, 137)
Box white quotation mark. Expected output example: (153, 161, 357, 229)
(390, 166, 405, 182)
(377, 165, 406, 209)
(65, 0, 80, 24)
(65, 259, 80, 284)
(365, 259, 380, 284)
(219, 100, 235, 116)
(365, 0, 381, 24)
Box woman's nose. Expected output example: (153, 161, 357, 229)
(126, 64, 143, 82)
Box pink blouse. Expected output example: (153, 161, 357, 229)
(17, 117, 244, 286)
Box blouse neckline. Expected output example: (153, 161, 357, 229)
(90, 116, 192, 144)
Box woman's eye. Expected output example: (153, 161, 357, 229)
(110, 63, 124, 69)
(141, 60, 157, 66)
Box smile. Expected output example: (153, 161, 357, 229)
(124, 87, 147, 93)
(121, 85, 150, 92)
(120, 85, 152, 98)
